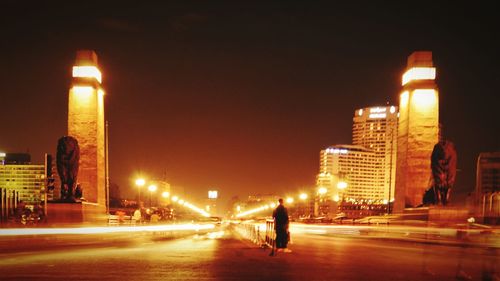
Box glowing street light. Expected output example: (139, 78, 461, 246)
(148, 184, 157, 207)
(337, 181, 348, 204)
(135, 178, 146, 187)
(135, 178, 146, 206)
(172, 196, 179, 202)
(337, 181, 347, 190)
(162, 191, 170, 198)
(148, 184, 157, 192)
(299, 193, 308, 200)
(318, 187, 327, 195)
(286, 197, 294, 204)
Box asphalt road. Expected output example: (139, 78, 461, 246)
(0, 225, 498, 281)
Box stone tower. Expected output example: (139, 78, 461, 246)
(67, 50, 106, 206)
(394, 51, 439, 213)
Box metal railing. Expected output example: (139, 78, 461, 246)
(107, 214, 137, 226)
(233, 221, 267, 247)
(265, 219, 275, 248)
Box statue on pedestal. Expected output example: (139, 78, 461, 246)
(423, 140, 457, 206)
(56, 136, 81, 203)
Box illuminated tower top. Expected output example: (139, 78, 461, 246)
(402, 51, 436, 86)
(72, 50, 102, 84)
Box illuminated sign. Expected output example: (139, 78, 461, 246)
(326, 148, 348, 154)
(72, 66, 102, 83)
(369, 113, 387, 119)
(370, 107, 386, 113)
(208, 190, 218, 199)
(402, 67, 436, 86)
(0, 152, 5, 157)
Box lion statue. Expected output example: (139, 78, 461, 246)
(423, 140, 457, 206)
(56, 136, 81, 202)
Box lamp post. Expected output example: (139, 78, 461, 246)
(161, 191, 170, 207)
(337, 181, 347, 214)
(135, 178, 145, 207)
(161, 191, 169, 199)
(317, 187, 328, 216)
(298, 193, 308, 217)
(148, 184, 157, 207)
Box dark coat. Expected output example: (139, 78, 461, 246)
(272, 205, 289, 228)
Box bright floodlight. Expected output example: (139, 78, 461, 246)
(299, 193, 308, 200)
(172, 196, 179, 202)
(135, 178, 146, 187)
(286, 197, 294, 204)
(318, 187, 327, 195)
(162, 191, 170, 198)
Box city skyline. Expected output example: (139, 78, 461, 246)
(1, 2, 499, 204)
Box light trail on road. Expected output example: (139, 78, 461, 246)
(0, 223, 215, 236)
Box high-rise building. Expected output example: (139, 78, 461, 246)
(68, 50, 106, 206)
(352, 106, 398, 203)
(0, 153, 45, 204)
(475, 152, 500, 220)
(317, 145, 383, 202)
(394, 51, 439, 212)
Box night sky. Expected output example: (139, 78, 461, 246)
(1, 1, 499, 206)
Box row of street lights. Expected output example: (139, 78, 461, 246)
(135, 177, 208, 217)
(135, 178, 170, 207)
(235, 181, 349, 218)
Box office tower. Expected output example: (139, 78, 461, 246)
(317, 145, 382, 201)
(353, 106, 398, 204)
(394, 51, 439, 212)
(0, 153, 45, 204)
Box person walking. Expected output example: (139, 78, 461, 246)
(272, 198, 291, 253)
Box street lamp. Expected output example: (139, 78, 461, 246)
(135, 178, 145, 206)
(299, 193, 308, 200)
(162, 191, 170, 198)
(148, 184, 157, 207)
(337, 181, 347, 200)
(337, 181, 348, 214)
(286, 197, 294, 204)
(318, 187, 327, 195)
